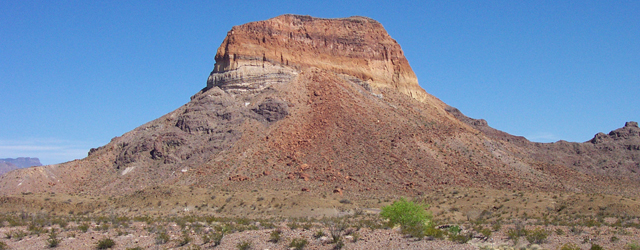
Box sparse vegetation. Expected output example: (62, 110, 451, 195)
(47, 230, 61, 248)
(211, 231, 224, 246)
(506, 223, 527, 245)
(380, 197, 431, 238)
(78, 223, 90, 233)
(288, 238, 308, 250)
(178, 230, 191, 246)
(313, 230, 326, 239)
(559, 243, 581, 250)
(236, 240, 252, 250)
(155, 231, 170, 245)
(626, 241, 640, 250)
(525, 227, 550, 244)
(269, 229, 281, 243)
(96, 238, 115, 249)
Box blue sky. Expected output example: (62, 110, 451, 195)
(1, 1, 638, 165)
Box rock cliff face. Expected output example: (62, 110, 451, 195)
(0, 15, 638, 198)
(208, 15, 436, 105)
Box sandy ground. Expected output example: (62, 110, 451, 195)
(1, 221, 639, 250)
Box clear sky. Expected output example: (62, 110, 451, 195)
(1, 1, 638, 165)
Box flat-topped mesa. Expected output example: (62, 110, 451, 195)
(207, 14, 429, 102)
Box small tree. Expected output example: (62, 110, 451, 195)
(380, 198, 432, 238)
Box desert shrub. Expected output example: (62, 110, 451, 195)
(491, 222, 502, 231)
(339, 199, 352, 204)
(590, 243, 604, 250)
(236, 240, 252, 250)
(329, 221, 345, 243)
(178, 230, 191, 246)
(155, 231, 170, 245)
(506, 223, 527, 245)
(125, 247, 143, 250)
(555, 228, 565, 235)
(96, 238, 115, 249)
(287, 221, 300, 230)
(27, 223, 46, 236)
(611, 236, 619, 242)
(425, 226, 444, 239)
(351, 232, 359, 242)
(47, 230, 61, 248)
(289, 238, 308, 250)
(448, 225, 462, 235)
(96, 223, 110, 231)
(313, 230, 325, 239)
(559, 243, 581, 250)
(333, 239, 344, 250)
(269, 230, 281, 243)
(449, 232, 471, 244)
(78, 223, 90, 233)
(10, 230, 27, 240)
(380, 198, 431, 238)
(474, 225, 491, 238)
(211, 232, 224, 246)
(0, 241, 7, 250)
(525, 228, 550, 244)
(201, 233, 211, 245)
(626, 241, 640, 250)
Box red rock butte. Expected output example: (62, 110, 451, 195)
(208, 14, 432, 104)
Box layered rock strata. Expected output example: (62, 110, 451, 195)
(207, 14, 433, 104)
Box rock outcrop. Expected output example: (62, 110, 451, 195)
(208, 15, 436, 105)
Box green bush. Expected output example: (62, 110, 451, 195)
(380, 198, 431, 238)
(590, 243, 604, 250)
(0, 241, 7, 250)
(446, 225, 459, 234)
(96, 238, 115, 249)
(289, 238, 308, 250)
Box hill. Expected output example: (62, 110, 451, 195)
(0, 15, 637, 201)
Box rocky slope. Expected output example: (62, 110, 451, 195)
(0, 15, 638, 199)
(0, 162, 18, 176)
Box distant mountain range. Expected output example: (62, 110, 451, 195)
(0, 157, 42, 175)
